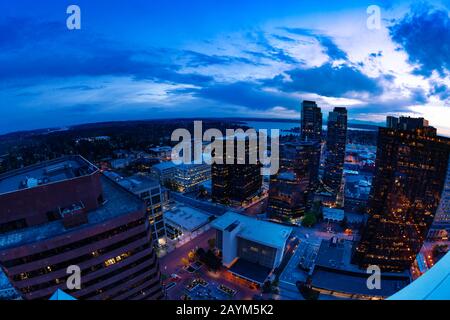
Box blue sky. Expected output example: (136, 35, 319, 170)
(1, 0, 449, 135)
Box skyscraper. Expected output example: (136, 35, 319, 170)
(323, 107, 348, 199)
(427, 158, 450, 241)
(212, 134, 262, 205)
(268, 141, 321, 222)
(301, 100, 322, 142)
(354, 117, 450, 272)
(0, 156, 163, 300)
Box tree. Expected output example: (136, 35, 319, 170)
(302, 213, 317, 227)
(312, 201, 323, 221)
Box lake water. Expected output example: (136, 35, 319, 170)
(244, 120, 377, 135)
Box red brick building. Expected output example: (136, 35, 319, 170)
(0, 155, 163, 300)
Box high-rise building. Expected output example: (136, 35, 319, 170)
(323, 107, 348, 199)
(427, 159, 450, 241)
(212, 134, 262, 205)
(115, 174, 167, 247)
(268, 141, 321, 222)
(354, 118, 450, 272)
(0, 156, 163, 300)
(301, 100, 322, 142)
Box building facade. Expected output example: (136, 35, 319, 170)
(212, 212, 292, 269)
(212, 135, 262, 205)
(427, 158, 450, 241)
(301, 100, 322, 142)
(117, 175, 167, 247)
(0, 156, 163, 300)
(172, 163, 211, 193)
(354, 117, 450, 272)
(323, 107, 348, 200)
(268, 141, 320, 222)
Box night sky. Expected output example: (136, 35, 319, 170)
(1, 0, 449, 135)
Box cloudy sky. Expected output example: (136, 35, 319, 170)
(1, 0, 449, 135)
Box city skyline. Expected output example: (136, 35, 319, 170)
(1, 0, 450, 135)
(1, 0, 450, 303)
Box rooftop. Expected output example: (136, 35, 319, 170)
(152, 161, 177, 171)
(149, 146, 172, 152)
(212, 212, 292, 250)
(0, 267, 20, 299)
(312, 268, 408, 297)
(0, 155, 98, 196)
(389, 251, 450, 300)
(315, 238, 410, 277)
(228, 259, 272, 285)
(311, 238, 410, 297)
(118, 175, 159, 194)
(103, 171, 160, 194)
(164, 205, 211, 232)
(323, 207, 345, 221)
(0, 174, 144, 250)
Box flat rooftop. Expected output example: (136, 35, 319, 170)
(149, 146, 172, 152)
(315, 238, 407, 276)
(0, 267, 20, 298)
(0, 175, 144, 250)
(0, 155, 97, 196)
(228, 259, 272, 285)
(323, 207, 345, 221)
(312, 268, 408, 297)
(118, 175, 159, 194)
(164, 205, 211, 232)
(212, 212, 292, 250)
(311, 238, 410, 297)
(152, 161, 177, 171)
(389, 251, 450, 300)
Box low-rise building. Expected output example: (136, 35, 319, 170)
(164, 204, 212, 240)
(103, 172, 167, 247)
(212, 212, 292, 285)
(323, 207, 345, 223)
(149, 146, 172, 161)
(310, 238, 410, 300)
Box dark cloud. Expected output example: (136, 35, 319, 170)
(283, 28, 348, 61)
(430, 82, 450, 100)
(193, 81, 297, 110)
(389, 4, 450, 77)
(369, 51, 383, 58)
(266, 63, 382, 97)
(182, 50, 263, 67)
(410, 87, 428, 104)
(0, 17, 214, 87)
(246, 31, 300, 65)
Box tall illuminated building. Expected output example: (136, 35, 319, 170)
(212, 134, 262, 205)
(354, 117, 450, 272)
(427, 158, 450, 241)
(0, 156, 163, 300)
(323, 107, 348, 199)
(301, 100, 322, 142)
(268, 141, 320, 222)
